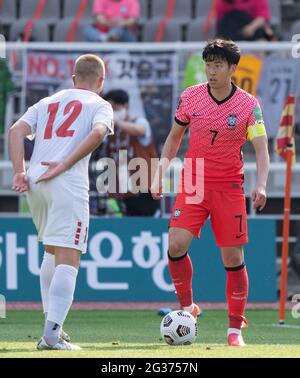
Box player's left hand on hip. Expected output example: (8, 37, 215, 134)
(12, 172, 29, 193)
(251, 186, 267, 211)
(36, 161, 67, 183)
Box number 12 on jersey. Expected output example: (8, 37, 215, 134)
(44, 100, 82, 140)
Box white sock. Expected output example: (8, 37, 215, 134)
(44, 320, 61, 346)
(40, 252, 55, 314)
(227, 328, 241, 336)
(183, 304, 194, 313)
(46, 264, 78, 327)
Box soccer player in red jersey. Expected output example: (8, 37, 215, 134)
(151, 39, 270, 346)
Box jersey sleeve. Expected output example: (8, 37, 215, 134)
(92, 101, 114, 136)
(174, 89, 191, 127)
(19, 103, 39, 134)
(246, 98, 267, 141)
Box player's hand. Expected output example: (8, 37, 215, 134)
(36, 161, 67, 183)
(251, 186, 267, 211)
(12, 172, 29, 193)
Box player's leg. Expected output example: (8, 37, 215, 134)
(37, 176, 89, 350)
(168, 227, 194, 306)
(26, 186, 70, 342)
(220, 245, 248, 346)
(26, 184, 54, 317)
(39, 244, 71, 343)
(40, 245, 55, 317)
(168, 190, 209, 318)
(42, 247, 81, 347)
(210, 190, 248, 346)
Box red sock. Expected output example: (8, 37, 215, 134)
(168, 252, 193, 307)
(226, 264, 249, 329)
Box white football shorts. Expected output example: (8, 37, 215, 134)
(27, 172, 89, 254)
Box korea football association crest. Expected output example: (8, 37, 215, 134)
(173, 208, 181, 219)
(227, 114, 237, 128)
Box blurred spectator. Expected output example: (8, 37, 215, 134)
(216, 0, 275, 41)
(84, 0, 140, 42)
(103, 89, 160, 216)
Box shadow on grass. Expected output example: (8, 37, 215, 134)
(0, 348, 35, 354)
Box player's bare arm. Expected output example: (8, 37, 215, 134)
(251, 135, 270, 211)
(151, 121, 187, 199)
(36, 123, 108, 183)
(8, 120, 32, 193)
(115, 119, 145, 137)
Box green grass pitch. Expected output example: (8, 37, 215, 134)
(0, 309, 300, 358)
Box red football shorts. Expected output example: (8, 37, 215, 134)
(169, 189, 248, 247)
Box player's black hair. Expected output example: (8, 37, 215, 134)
(104, 89, 129, 105)
(202, 39, 241, 66)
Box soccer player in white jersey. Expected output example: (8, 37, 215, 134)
(8, 54, 114, 350)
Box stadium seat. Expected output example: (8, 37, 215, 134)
(62, 0, 93, 20)
(139, 0, 149, 24)
(142, 19, 183, 42)
(186, 18, 216, 42)
(0, 0, 17, 25)
(150, 0, 193, 22)
(10, 19, 49, 41)
(290, 19, 300, 36)
(195, 0, 214, 18)
(53, 19, 91, 42)
(19, 0, 60, 23)
(269, 0, 282, 26)
(137, 0, 149, 41)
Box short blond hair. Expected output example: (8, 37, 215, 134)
(74, 54, 105, 83)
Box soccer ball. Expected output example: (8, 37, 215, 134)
(160, 310, 197, 345)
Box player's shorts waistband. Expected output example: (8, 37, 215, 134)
(202, 182, 244, 192)
(178, 180, 244, 193)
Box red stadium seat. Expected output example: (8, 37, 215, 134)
(62, 0, 93, 20)
(142, 19, 183, 42)
(186, 18, 216, 42)
(195, 0, 214, 18)
(53, 19, 91, 42)
(150, 0, 193, 22)
(0, 0, 17, 25)
(19, 0, 60, 24)
(10, 19, 49, 41)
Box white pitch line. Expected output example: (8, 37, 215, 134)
(271, 324, 300, 329)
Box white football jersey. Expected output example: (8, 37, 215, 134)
(20, 88, 114, 189)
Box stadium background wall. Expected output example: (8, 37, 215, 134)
(0, 218, 276, 302)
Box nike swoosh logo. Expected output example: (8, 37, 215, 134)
(236, 233, 245, 239)
(192, 114, 204, 117)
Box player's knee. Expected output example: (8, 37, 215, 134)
(54, 247, 81, 268)
(223, 252, 244, 268)
(45, 245, 55, 254)
(225, 256, 244, 268)
(168, 239, 187, 259)
(221, 246, 244, 268)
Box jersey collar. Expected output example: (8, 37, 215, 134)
(207, 82, 237, 105)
